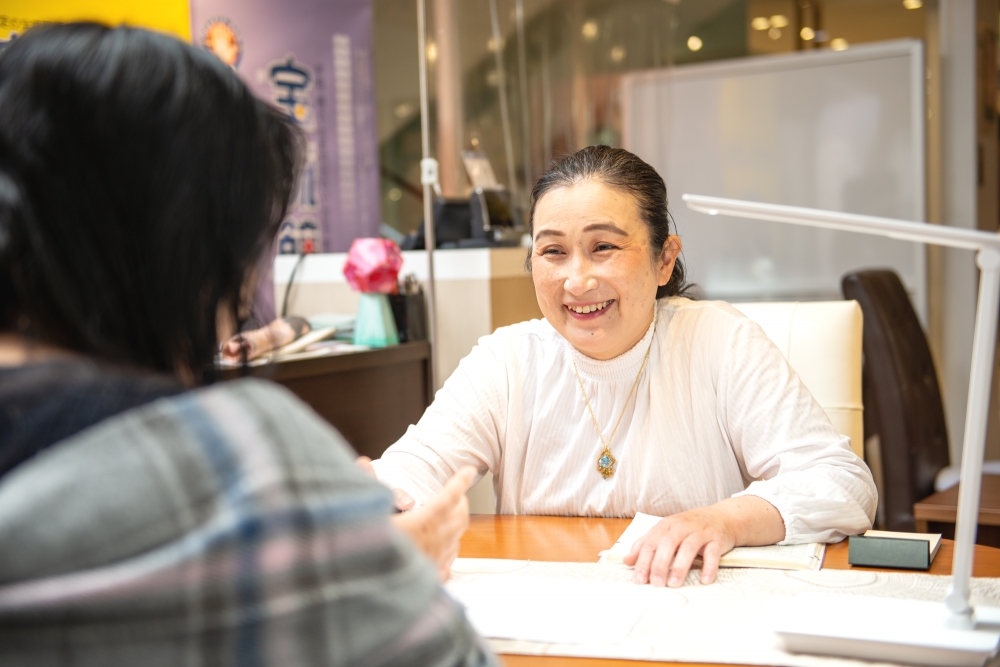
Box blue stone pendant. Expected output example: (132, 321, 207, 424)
(596, 448, 617, 479)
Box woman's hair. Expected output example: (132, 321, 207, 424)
(0, 23, 300, 383)
(527, 145, 689, 299)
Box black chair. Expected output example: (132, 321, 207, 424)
(841, 269, 950, 532)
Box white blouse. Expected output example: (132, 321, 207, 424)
(372, 297, 877, 543)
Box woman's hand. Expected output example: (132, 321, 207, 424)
(391, 467, 477, 581)
(624, 496, 785, 587)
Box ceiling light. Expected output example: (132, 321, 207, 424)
(582, 20, 599, 40)
(800, 26, 815, 40)
(770, 14, 789, 28)
(751, 16, 770, 31)
(393, 102, 414, 118)
(830, 38, 849, 51)
(387, 188, 402, 202)
(903, 0, 922, 8)
(610, 45, 626, 62)
(426, 41, 438, 63)
(687, 35, 703, 52)
(487, 37, 502, 52)
(768, 27, 782, 40)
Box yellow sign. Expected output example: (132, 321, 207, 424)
(0, 1, 191, 42)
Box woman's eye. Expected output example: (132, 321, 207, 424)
(595, 243, 617, 252)
(539, 247, 563, 256)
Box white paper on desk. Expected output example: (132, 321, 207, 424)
(446, 575, 654, 644)
(599, 512, 662, 563)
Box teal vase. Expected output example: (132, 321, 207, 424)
(353, 292, 400, 348)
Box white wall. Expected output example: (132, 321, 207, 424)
(623, 40, 927, 320)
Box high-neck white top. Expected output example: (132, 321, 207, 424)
(372, 297, 876, 543)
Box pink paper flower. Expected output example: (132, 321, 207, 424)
(343, 238, 403, 294)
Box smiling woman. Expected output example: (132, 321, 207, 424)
(371, 146, 876, 590)
(528, 153, 683, 361)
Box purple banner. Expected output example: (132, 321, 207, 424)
(191, 0, 380, 322)
(190, 0, 380, 256)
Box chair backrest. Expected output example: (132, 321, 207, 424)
(732, 301, 864, 460)
(841, 270, 949, 532)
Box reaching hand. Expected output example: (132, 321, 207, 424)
(355, 455, 414, 510)
(391, 466, 477, 581)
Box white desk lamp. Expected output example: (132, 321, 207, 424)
(683, 194, 1000, 666)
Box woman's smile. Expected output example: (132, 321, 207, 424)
(565, 299, 615, 319)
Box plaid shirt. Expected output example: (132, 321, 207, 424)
(0, 379, 496, 667)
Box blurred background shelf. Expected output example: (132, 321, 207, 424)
(220, 341, 432, 460)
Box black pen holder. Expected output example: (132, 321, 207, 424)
(389, 290, 427, 343)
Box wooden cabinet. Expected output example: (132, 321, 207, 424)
(274, 247, 542, 390)
(221, 342, 431, 459)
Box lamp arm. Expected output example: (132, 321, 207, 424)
(681, 194, 1000, 252)
(946, 248, 1000, 622)
(682, 193, 1000, 625)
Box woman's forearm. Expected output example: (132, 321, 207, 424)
(714, 495, 786, 546)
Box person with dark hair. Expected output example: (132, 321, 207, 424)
(0, 22, 493, 666)
(371, 145, 876, 589)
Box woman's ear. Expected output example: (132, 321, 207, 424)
(657, 236, 682, 287)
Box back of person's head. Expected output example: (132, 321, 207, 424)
(0, 23, 299, 383)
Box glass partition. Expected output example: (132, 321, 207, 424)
(374, 0, 927, 236)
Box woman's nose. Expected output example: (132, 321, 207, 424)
(563, 261, 599, 295)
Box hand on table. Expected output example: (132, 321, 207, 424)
(624, 496, 785, 587)
(355, 456, 476, 581)
(624, 505, 737, 587)
(220, 318, 306, 362)
(220, 331, 259, 362)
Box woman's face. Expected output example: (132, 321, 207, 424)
(530, 180, 681, 360)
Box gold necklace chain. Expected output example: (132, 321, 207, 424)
(571, 340, 653, 479)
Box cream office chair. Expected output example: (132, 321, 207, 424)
(732, 301, 864, 458)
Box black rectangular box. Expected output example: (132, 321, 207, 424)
(848, 535, 932, 570)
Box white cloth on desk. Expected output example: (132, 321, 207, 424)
(371, 297, 877, 543)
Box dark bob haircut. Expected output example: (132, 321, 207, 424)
(527, 145, 689, 299)
(0, 23, 300, 383)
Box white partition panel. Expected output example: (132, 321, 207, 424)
(622, 39, 926, 321)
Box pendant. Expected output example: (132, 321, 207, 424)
(596, 447, 617, 479)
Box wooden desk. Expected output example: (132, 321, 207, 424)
(220, 342, 431, 459)
(460, 515, 1000, 667)
(914, 474, 1000, 547)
